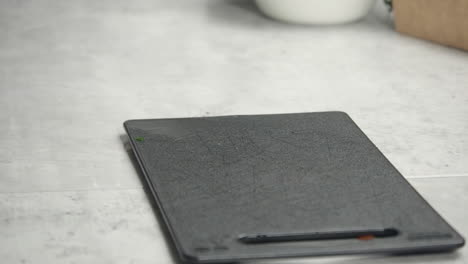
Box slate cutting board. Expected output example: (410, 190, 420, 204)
(124, 112, 464, 263)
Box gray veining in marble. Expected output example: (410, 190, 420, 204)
(1, 0, 467, 263)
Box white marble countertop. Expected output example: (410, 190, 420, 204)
(1, 0, 467, 263)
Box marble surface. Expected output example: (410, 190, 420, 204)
(0, 0, 467, 263)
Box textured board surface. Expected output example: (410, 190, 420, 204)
(394, 0, 468, 51)
(124, 112, 464, 263)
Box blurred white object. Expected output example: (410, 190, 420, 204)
(255, 0, 376, 25)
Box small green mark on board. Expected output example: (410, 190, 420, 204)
(135, 137, 144, 142)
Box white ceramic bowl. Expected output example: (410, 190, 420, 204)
(255, 0, 376, 25)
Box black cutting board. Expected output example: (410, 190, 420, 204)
(124, 112, 464, 263)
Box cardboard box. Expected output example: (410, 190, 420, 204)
(393, 0, 468, 51)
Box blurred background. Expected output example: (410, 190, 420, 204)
(1, 0, 467, 263)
